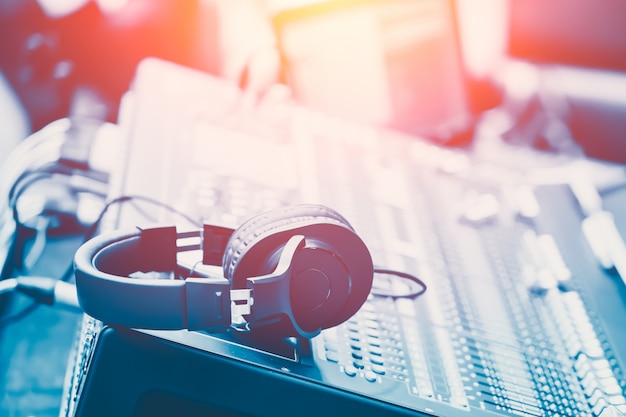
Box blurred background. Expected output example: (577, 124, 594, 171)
(0, 0, 625, 416)
(0, 0, 507, 148)
(1, 0, 625, 165)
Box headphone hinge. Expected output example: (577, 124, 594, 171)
(185, 277, 231, 332)
(245, 235, 305, 332)
(203, 224, 234, 266)
(230, 289, 252, 331)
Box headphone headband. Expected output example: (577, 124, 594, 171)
(73, 204, 374, 338)
(74, 226, 234, 332)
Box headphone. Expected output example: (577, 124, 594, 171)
(74, 204, 374, 339)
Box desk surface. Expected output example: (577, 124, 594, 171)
(0, 236, 84, 417)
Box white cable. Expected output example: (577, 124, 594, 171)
(0, 278, 17, 295)
(0, 119, 70, 217)
(0, 119, 71, 278)
(0, 276, 81, 311)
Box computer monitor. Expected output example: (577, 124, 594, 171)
(270, 0, 475, 145)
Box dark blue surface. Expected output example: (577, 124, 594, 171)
(0, 236, 83, 417)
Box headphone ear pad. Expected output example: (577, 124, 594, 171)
(223, 204, 373, 336)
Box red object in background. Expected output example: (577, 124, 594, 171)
(0, 0, 220, 131)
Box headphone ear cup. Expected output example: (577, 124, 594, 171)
(223, 204, 352, 280)
(223, 204, 373, 336)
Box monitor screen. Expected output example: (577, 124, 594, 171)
(508, 0, 626, 72)
(270, 0, 473, 144)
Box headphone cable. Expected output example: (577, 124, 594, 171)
(0, 277, 80, 311)
(0, 194, 199, 329)
(0, 263, 78, 329)
(0, 277, 82, 328)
